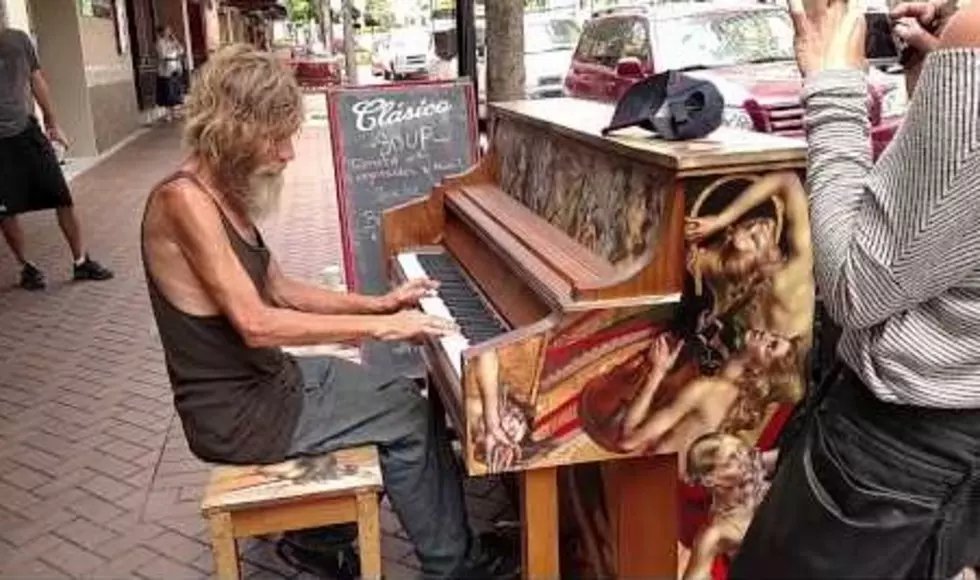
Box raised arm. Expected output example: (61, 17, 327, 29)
(803, 6, 980, 329)
(622, 336, 683, 436)
(687, 172, 811, 262)
(158, 183, 457, 346)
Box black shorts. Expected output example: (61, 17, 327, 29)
(155, 74, 183, 108)
(0, 118, 73, 219)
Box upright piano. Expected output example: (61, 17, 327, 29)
(381, 97, 808, 578)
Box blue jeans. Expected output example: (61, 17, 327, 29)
(286, 355, 476, 578)
(731, 367, 980, 579)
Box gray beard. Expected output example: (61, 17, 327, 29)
(245, 171, 284, 220)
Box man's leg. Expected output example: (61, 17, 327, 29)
(54, 204, 114, 279)
(0, 125, 46, 290)
(730, 370, 980, 579)
(23, 118, 113, 282)
(54, 206, 83, 263)
(287, 355, 486, 578)
(0, 216, 46, 290)
(0, 215, 28, 264)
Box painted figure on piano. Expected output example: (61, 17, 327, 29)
(685, 171, 815, 355)
(680, 433, 777, 580)
(465, 307, 674, 475)
(600, 171, 814, 456)
(469, 350, 531, 472)
(614, 329, 802, 458)
(460, 170, 813, 480)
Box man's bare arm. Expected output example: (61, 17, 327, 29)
(159, 183, 450, 346)
(265, 258, 393, 315)
(29, 71, 58, 129)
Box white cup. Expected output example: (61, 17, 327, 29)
(321, 265, 345, 291)
(51, 140, 66, 165)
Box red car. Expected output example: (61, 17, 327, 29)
(564, 4, 906, 158)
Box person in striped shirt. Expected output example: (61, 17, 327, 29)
(728, 0, 980, 577)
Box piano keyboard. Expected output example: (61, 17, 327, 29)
(396, 252, 509, 376)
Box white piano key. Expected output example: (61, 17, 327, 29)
(440, 334, 469, 377)
(397, 252, 426, 280)
(397, 252, 469, 377)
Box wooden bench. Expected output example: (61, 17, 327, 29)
(201, 446, 384, 580)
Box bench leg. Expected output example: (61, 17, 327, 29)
(207, 511, 241, 580)
(356, 491, 383, 579)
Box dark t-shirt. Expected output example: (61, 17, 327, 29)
(0, 28, 39, 139)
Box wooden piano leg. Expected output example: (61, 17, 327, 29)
(603, 455, 678, 579)
(520, 467, 559, 580)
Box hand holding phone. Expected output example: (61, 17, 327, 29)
(891, 0, 957, 64)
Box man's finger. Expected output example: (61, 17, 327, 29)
(412, 277, 439, 290)
(787, 0, 809, 33)
(890, 1, 937, 22)
(808, 0, 829, 19)
(844, 0, 867, 26)
(837, 0, 866, 42)
(894, 19, 941, 51)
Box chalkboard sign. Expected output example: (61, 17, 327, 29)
(327, 80, 479, 375)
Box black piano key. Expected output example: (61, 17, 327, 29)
(415, 253, 509, 342)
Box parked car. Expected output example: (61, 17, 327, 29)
(564, 4, 906, 158)
(372, 28, 435, 80)
(524, 14, 582, 99)
(474, 13, 582, 122)
(370, 35, 390, 78)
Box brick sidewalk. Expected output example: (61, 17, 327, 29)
(0, 120, 511, 579)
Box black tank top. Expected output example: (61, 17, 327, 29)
(141, 171, 303, 465)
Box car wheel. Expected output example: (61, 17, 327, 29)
(383, 70, 391, 80)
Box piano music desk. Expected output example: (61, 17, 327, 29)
(382, 97, 807, 578)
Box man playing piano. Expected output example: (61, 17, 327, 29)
(140, 45, 513, 579)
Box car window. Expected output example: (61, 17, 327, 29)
(525, 19, 581, 54)
(575, 17, 635, 68)
(621, 18, 650, 61)
(654, 10, 795, 70)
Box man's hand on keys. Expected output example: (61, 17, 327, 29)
(377, 310, 460, 341)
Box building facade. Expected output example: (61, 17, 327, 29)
(0, 0, 226, 157)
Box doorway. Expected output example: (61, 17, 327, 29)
(187, 0, 206, 68)
(126, 0, 158, 111)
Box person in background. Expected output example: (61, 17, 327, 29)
(729, 0, 980, 578)
(0, 23, 114, 290)
(155, 25, 185, 123)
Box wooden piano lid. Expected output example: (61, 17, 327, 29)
(490, 98, 807, 175)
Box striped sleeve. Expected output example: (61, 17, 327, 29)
(803, 50, 980, 330)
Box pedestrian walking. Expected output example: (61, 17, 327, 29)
(0, 24, 113, 290)
(155, 26, 186, 123)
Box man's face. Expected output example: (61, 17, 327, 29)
(244, 134, 295, 220)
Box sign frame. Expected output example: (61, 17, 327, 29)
(326, 78, 480, 295)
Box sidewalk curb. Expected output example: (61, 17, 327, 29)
(65, 125, 156, 185)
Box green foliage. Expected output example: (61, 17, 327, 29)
(364, 0, 395, 30)
(286, 0, 314, 23)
